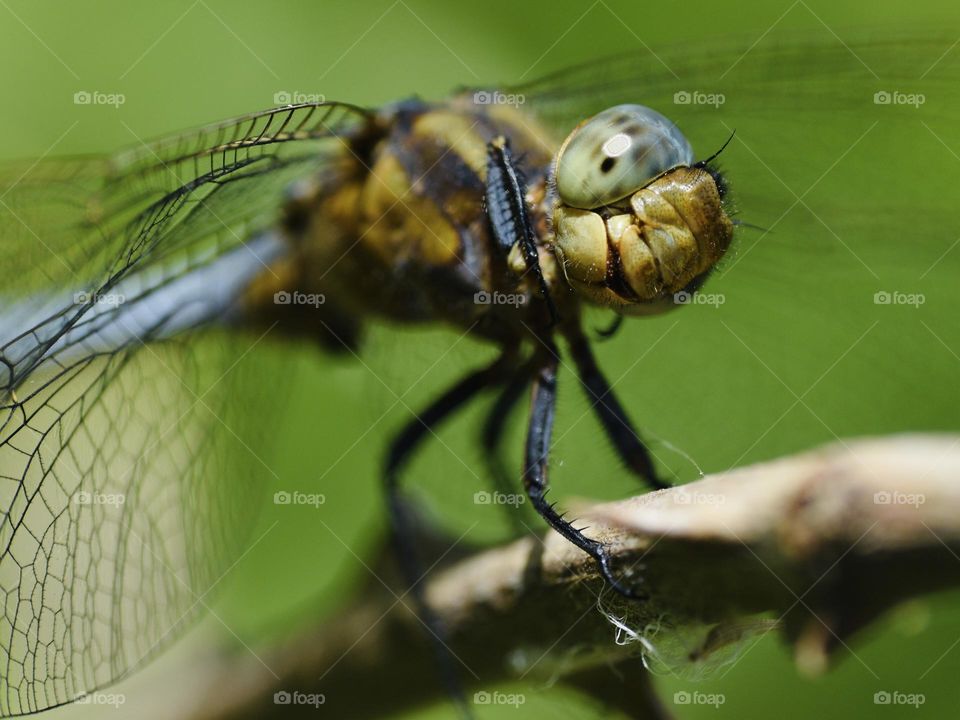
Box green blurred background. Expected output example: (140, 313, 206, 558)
(2, 1, 959, 718)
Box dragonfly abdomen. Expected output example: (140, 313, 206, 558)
(1, 233, 285, 398)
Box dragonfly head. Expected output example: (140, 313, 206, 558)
(549, 104, 733, 315)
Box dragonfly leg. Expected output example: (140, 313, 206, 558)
(594, 313, 625, 341)
(484, 136, 559, 324)
(480, 357, 540, 535)
(384, 352, 514, 718)
(524, 345, 647, 600)
(564, 329, 669, 491)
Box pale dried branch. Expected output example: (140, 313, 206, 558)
(184, 434, 960, 719)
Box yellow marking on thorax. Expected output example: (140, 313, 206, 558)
(483, 103, 560, 156)
(360, 152, 462, 267)
(411, 110, 490, 175)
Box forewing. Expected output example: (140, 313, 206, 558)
(0, 102, 369, 715)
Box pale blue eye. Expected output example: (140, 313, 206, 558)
(555, 104, 694, 209)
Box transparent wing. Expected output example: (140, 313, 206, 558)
(1, 101, 370, 389)
(0, 102, 370, 715)
(484, 32, 959, 137)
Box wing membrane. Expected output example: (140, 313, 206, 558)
(1, 102, 369, 387)
(0, 102, 369, 715)
(487, 32, 959, 130)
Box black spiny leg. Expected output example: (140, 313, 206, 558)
(566, 329, 669, 491)
(484, 136, 558, 324)
(385, 354, 513, 718)
(480, 358, 538, 535)
(523, 345, 646, 599)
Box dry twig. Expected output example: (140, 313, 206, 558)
(181, 434, 960, 719)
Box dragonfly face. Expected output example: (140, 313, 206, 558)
(551, 104, 733, 314)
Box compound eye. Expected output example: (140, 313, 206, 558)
(555, 104, 693, 209)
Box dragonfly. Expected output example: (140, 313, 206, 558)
(1, 30, 958, 717)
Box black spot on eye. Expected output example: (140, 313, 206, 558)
(600, 157, 616, 173)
